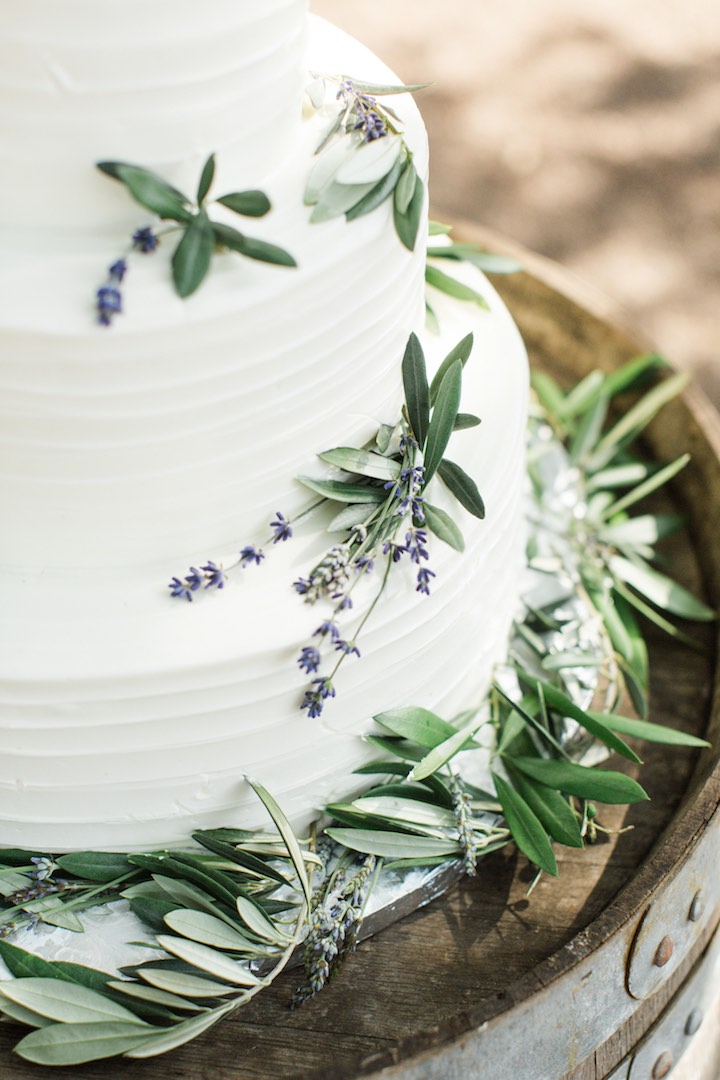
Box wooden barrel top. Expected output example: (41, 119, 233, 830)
(3, 231, 719, 1079)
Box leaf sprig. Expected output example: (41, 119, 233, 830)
(97, 155, 297, 300)
(304, 77, 427, 251)
(0, 782, 311, 1067)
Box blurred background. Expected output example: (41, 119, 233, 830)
(313, 0, 720, 405)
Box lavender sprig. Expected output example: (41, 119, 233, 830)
(291, 853, 378, 1008)
(95, 229, 159, 327)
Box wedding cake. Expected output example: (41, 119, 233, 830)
(0, 1, 528, 851)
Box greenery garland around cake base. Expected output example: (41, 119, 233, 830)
(0, 261, 715, 1066)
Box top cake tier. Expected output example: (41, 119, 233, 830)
(0, 0, 308, 233)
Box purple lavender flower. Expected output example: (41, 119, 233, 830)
(132, 226, 159, 253)
(416, 567, 436, 595)
(334, 639, 360, 658)
(108, 258, 127, 283)
(270, 511, 293, 544)
(355, 555, 374, 574)
(239, 545, 265, 567)
(383, 540, 408, 563)
(399, 434, 418, 454)
(301, 676, 336, 719)
(314, 620, 340, 642)
(201, 560, 225, 590)
(354, 107, 387, 141)
(337, 596, 353, 611)
(405, 528, 429, 565)
(298, 646, 321, 674)
(96, 285, 122, 326)
(168, 566, 204, 601)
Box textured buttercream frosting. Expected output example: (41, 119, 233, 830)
(0, 13, 528, 850)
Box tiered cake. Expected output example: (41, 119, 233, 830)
(0, 1, 528, 851)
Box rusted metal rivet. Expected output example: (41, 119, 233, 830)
(689, 890, 704, 923)
(685, 1007, 703, 1036)
(651, 1050, 673, 1079)
(653, 935, 674, 967)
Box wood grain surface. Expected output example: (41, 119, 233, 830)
(2, 236, 718, 1079)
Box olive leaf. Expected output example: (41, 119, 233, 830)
(393, 173, 424, 251)
(425, 264, 489, 309)
(318, 447, 401, 481)
(429, 332, 474, 406)
(401, 331, 430, 447)
(196, 154, 216, 205)
(422, 502, 465, 552)
(509, 757, 649, 805)
(56, 851, 132, 882)
(492, 772, 558, 876)
(97, 162, 191, 222)
(171, 210, 215, 298)
(346, 155, 405, 221)
(437, 459, 485, 519)
(216, 191, 271, 217)
(423, 361, 462, 481)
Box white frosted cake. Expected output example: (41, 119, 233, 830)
(0, 1, 528, 851)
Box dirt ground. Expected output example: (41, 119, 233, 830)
(313, 1, 720, 406)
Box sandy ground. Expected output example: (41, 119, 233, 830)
(313, 1, 720, 406)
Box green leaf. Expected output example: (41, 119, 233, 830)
(318, 446, 401, 481)
(393, 173, 424, 251)
(14, 1021, 157, 1066)
(340, 77, 431, 96)
(192, 833, 291, 887)
(599, 454, 690, 520)
(365, 735, 425, 762)
(589, 711, 710, 748)
(492, 773, 558, 875)
(395, 158, 418, 215)
(39, 908, 84, 932)
(0, 998, 53, 1029)
(568, 392, 609, 466)
(327, 503, 375, 532)
(401, 331, 430, 447)
(0, 979, 147, 1026)
(454, 412, 481, 431)
(423, 361, 462, 482)
(106, 980, 206, 1014)
(588, 371, 690, 471)
(425, 264, 489, 309)
(325, 828, 460, 860)
(56, 851, 132, 882)
(602, 352, 669, 397)
(0, 942, 80, 983)
(531, 371, 566, 418)
(429, 332, 474, 405)
(216, 190, 271, 217)
(97, 161, 191, 222)
(246, 777, 311, 906)
(211, 221, 296, 267)
(610, 555, 715, 621)
(235, 896, 292, 945)
(163, 909, 257, 952)
(352, 797, 456, 829)
(437, 459, 485, 519)
(426, 244, 521, 274)
(297, 475, 385, 504)
(428, 220, 452, 236)
(409, 713, 485, 781)
(130, 897, 182, 933)
(374, 706, 472, 749)
(155, 937, 261, 987)
(171, 210, 214, 298)
(305, 138, 357, 204)
(336, 134, 402, 185)
(311, 179, 377, 222)
(534, 681, 642, 764)
(125, 1008, 232, 1060)
(137, 967, 235, 999)
(510, 756, 649, 804)
(422, 501, 464, 552)
(506, 768, 584, 848)
(346, 155, 404, 220)
(196, 154, 215, 205)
